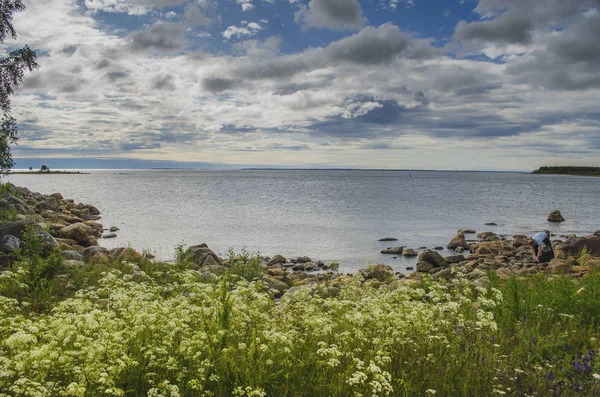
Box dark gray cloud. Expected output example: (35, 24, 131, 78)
(454, 12, 533, 44)
(129, 23, 186, 52)
(152, 73, 177, 91)
(222, 24, 427, 86)
(202, 77, 237, 93)
(106, 71, 129, 82)
(61, 45, 78, 56)
(506, 14, 600, 90)
(296, 0, 366, 30)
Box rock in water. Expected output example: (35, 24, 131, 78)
(268, 254, 287, 265)
(402, 248, 418, 257)
(378, 237, 398, 241)
(381, 246, 403, 254)
(418, 250, 448, 268)
(547, 210, 565, 222)
(447, 230, 470, 250)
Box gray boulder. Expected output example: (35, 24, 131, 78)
(83, 246, 111, 262)
(0, 235, 20, 253)
(416, 261, 434, 273)
(62, 250, 85, 261)
(0, 219, 37, 239)
(268, 254, 286, 265)
(381, 246, 403, 254)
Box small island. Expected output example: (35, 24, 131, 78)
(8, 165, 89, 175)
(532, 166, 600, 176)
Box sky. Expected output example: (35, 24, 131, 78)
(5, 0, 600, 170)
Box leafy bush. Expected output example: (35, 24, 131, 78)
(228, 248, 264, 281)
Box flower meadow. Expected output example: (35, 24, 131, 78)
(1, 243, 600, 396)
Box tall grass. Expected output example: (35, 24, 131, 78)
(1, 242, 600, 396)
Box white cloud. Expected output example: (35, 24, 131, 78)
(237, 0, 254, 11)
(222, 22, 263, 40)
(165, 10, 177, 19)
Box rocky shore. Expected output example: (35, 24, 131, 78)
(2, 184, 600, 297)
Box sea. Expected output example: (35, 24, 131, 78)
(6, 170, 600, 273)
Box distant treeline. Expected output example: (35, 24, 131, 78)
(532, 166, 600, 176)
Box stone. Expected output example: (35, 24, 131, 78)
(464, 229, 476, 234)
(485, 222, 498, 226)
(61, 250, 85, 261)
(102, 233, 117, 239)
(445, 254, 466, 264)
(63, 260, 86, 270)
(416, 261, 434, 273)
(262, 276, 289, 295)
(447, 230, 470, 250)
(304, 262, 317, 271)
(381, 246, 403, 254)
(471, 240, 513, 256)
(432, 268, 453, 281)
(36, 230, 60, 254)
(296, 256, 312, 263)
(477, 231, 496, 240)
(292, 263, 306, 271)
(496, 267, 514, 280)
(378, 237, 398, 241)
(83, 246, 111, 262)
(0, 219, 37, 239)
(267, 267, 286, 277)
(561, 238, 600, 257)
(434, 246, 444, 250)
(362, 264, 394, 282)
(546, 258, 570, 274)
(84, 221, 104, 237)
(512, 235, 529, 248)
(268, 254, 287, 265)
(85, 204, 101, 215)
(49, 193, 63, 200)
(109, 226, 120, 232)
(455, 247, 465, 253)
(113, 247, 144, 263)
(418, 250, 448, 268)
(185, 244, 223, 268)
(0, 235, 20, 253)
(402, 248, 418, 257)
(547, 210, 565, 222)
(59, 223, 93, 247)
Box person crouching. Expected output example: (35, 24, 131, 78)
(528, 230, 554, 263)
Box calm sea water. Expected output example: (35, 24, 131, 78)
(6, 170, 600, 273)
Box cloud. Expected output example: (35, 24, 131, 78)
(295, 0, 367, 30)
(183, 4, 211, 26)
(222, 22, 263, 40)
(454, 12, 533, 44)
(202, 77, 238, 93)
(237, 0, 254, 11)
(83, 0, 188, 15)
(128, 22, 186, 52)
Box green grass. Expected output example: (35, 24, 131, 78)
(1, 236, 600, 396)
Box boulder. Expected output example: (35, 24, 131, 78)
(83, 246, 111, 265)
(416, 261, 434, 273)
(561, 238, 600, 257)
(85, 204, 101, 215)
(471, 241, 513, 256)
(546, 258, 570, 274)
(49, 193, 63, 200)
(381, 246, 403, 254)
(512, 235, 529, 248)
(547, 210, 565, 222)
(0, 219, 37, 239)
(402, 248, 418, 257)
(304, 262, 317, 271)
(186, 244, 223, 268)
(268, 254, 287, 265)
(418, 250, 448, 268)
(0, 235, 20, 253)
(110, 247, 145, 263)
(267, 267, 286, 277)
(262, 276, 289, 295)
(35, 230, 60, 254)
(432, 268, 453, 281)
(496, 267, 514, 280)
(477, 231, 496, 240)
(58, 223, 93, 247)
(378, 237, 398, 241)
(296, 256, 312, 263)
(61, 250, 85, 262)
(361, 264, 394, 282)
(464, 229, 476, 234)
(447, 230, 470, 250)
(485, 222, 498, 226)
(109, 226, 120, 232)
(102, 233, 117, 239)
(445, 254, 466, 264)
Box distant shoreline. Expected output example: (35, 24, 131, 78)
(532, 166, 600, 177)
(8, 171, 90, 175)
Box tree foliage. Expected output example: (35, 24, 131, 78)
(0, 0, 38, 173)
